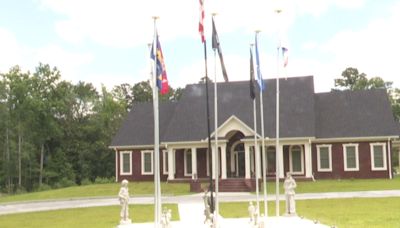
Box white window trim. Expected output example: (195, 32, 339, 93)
(289, 145, 304, 175)
(120, 151, 132, 175)
(184, 149, 192, 177)
(370, 143, 387, 171)
(317, 144, 332, 172)
(343, 143, 359, 171)
(141, 150, 153, 175)
(162, 150, 168, 175)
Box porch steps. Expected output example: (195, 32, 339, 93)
(218, 179, 256, 192)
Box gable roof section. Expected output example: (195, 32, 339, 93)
(163, 75, 316, 141)
(315, 89, 398, 138)
(211, 115, 258, 139)
(262, 76, 316, 138)
(110, 101, 177, 147)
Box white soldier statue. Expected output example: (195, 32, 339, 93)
(284, 172, 297, 216)
(118, 179, 131, 224)
(248, 201, 255, 223)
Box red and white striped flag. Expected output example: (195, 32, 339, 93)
(199, 0, 205, 43)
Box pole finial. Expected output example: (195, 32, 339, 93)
(152, 16, 159, 20)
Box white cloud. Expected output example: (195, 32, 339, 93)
(39, 0, 200, 47)
(319, 1, 400, 89)
(0, 28, 24, 72)
(0, 27, 94, 85)
(295, 0, 365, 17)
(38, 0, 301, 48)
(34, 44, 94, 81)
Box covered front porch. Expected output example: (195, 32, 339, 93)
(164, 134, 314, 182)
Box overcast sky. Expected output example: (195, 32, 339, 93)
(1, 0, 399, 92)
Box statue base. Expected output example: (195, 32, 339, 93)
(119, 219, 132, 226)
(283, 212, 297, 217)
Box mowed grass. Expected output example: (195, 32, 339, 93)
(0, 204, 179, 228)
(220, 197, 400, 228)
(0, 182, 190, 203)
(263, 175, 400, 194)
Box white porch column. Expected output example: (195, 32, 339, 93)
(245, 143, 251, 179)
(304, 142, 312, 178)
(212, 146, 217, 179)
(278, 144, 284, 178)
(221, 144, 227, 179)
(167, 147, 175, 180)
(191, 147, 197, 179)
(250, 147, 255, 175)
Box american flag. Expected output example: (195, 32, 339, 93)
(199, 0, 205, 43)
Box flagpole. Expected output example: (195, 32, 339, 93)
(255, 30, 268, 219)
(250, 41, 260, 219)
(152, 16, 162, 228)
(212, 13, 219, 228)
(275, 8, 282, 217)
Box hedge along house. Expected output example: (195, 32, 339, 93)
(110, 76, 399, 189)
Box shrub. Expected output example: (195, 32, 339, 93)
(80, 178, 92, 186)
(37, 184, 52, 192)
(94, 177, 114, 184)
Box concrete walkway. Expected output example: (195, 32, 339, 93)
(1, 190, 400, 215)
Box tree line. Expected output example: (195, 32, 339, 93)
(0, 63, 182, 193)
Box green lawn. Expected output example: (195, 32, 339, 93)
(220, 197, 400, 228)
(1, 176, 399, 204)
(263, 175, 400, 194)
(0, 204, 179, 228)
(1, 198, 399, 228)
(0, 182, 190, 203)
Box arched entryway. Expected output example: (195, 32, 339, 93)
(225, 131, 245, 178)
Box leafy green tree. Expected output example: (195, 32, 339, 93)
(3, 66, 32, 189)
(112, 83, 133, 111)
(334, 67, 392, 90)
(30, 63, 62, 187)
(132, 80, 153, 102)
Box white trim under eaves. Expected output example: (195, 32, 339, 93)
(109, 144, 160, 150)
(312, 136, 399, 143)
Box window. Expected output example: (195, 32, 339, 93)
(370, 143, 387, 171)
(266, 146, 276, 174)
(343, 144, 359, 171)
(289, 145, 304, 174)
(184, 149, 192, 176)
(162, 150, 168, 175)
(141, 150, 153, 175)
(120, 151, 132, 175)
(317, 145, 332, 172)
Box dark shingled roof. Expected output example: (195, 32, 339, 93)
(314, 89, 399, 138)
(111, 102, 177, 146)
(110, 76, 398, 147)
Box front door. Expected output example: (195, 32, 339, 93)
(232, 142, 246, 177)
